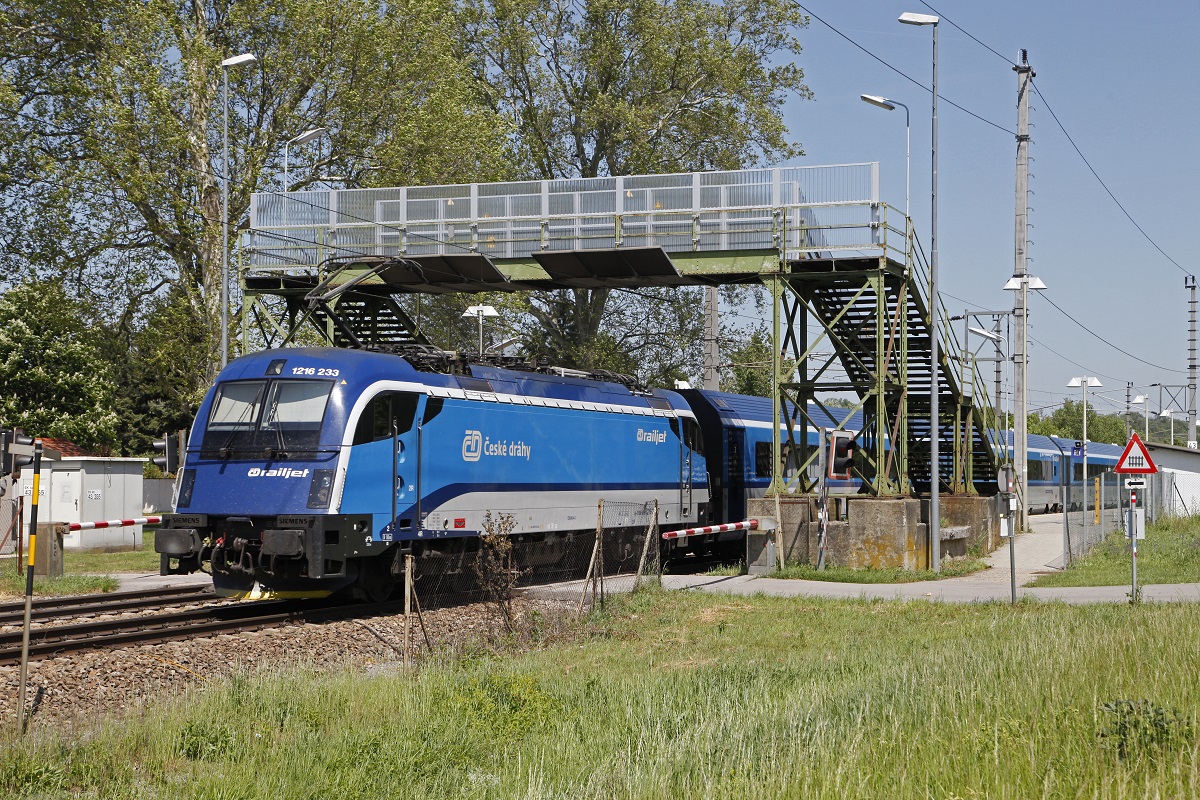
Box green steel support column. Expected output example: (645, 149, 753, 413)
(769, 270, 784, 495)
(872, 270, 889, 493)
(240, 288, 256, 354)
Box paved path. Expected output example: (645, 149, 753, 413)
(662, 512, 1200, 604)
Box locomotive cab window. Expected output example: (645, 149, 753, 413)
(682, 418, 705, 453)
(354, 392, 420, 445)
(202, 379, 333, 458)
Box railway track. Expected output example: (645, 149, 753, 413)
(0, 591, 411, 666)
(0, 585, 217, 626)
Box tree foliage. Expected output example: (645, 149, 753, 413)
(0, 281, 119, 451)
(1029, 399, 1126, 445)
(1, 0, 511, 396)
(462, 0, 810, 374)
(0, 0, 812, 447)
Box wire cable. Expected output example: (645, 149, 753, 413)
(1035, 292, 1186, 374)
(1030, 81, 1190, 277)
(792, 2, 1015, 136)
(909, 2, 1190, 279)
(917, 2, 1016, 67)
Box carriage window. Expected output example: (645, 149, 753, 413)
(754, 441, 772, 478)
(1027, 458, 1046, 482)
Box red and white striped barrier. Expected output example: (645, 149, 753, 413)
(68, 516, 161, 532)
(662, 519, 759, 540)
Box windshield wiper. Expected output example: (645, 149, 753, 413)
(218, 383, 266, 459)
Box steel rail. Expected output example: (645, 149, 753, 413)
(0, 586, 216, 627)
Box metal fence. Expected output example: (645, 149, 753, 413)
(1062, 471, 1177, 564)
(404, 499, 661, 616)
(245, 164, 882, 270)
(0, 481, 18, 558)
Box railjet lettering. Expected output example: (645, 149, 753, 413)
(637, 428, 667, 444)
(246, 467, 311, 478)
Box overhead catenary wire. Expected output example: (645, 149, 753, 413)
(912, 2, 1189, 278)
(792, 1, 1014, 136)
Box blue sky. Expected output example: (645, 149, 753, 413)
(771, 1, 1198, 422)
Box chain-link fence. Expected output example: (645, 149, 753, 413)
(1062, 471, 1177, 564)
(0, 482, 19, 559)
(575, 500, 662, 612)
(403, 500, 661, 611)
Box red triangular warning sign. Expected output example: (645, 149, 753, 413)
(1114, 432, 1158, 474)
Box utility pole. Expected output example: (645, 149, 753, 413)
(1013, 50, 1034, 532)
(703, 287, 720, 390)
(994, 315, 1004, 423)
(1126, 382, 1133, 441)
(1188, 275, 1197, 448)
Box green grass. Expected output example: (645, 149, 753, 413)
(703, 560, 746, 577)
(0, 530, 158, 598)
(7, 590, 1198, 798)
(62, 529, 161, 575)
(1030, 515, 1200, 587)
(0, 571, 118, 598)
(773, 556, 989, 583)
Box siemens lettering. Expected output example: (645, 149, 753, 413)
(637, 428, 668, 444)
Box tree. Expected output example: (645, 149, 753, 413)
(1029, 399, 1125, 445)
(0, 280, 119, 452)
(462, 0, 811, 373)
(0, 0, 512, 400)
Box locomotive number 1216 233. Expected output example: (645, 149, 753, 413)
(291, 366, 340, 377)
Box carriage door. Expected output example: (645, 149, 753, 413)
(726, 428, 746, 523)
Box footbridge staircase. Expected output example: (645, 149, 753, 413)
(242, 164, 1004, 496)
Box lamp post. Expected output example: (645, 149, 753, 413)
(1068, 376, 1101, 551)
(1004, 274, 1046, 532)
(462, 305, 499, 356)
(1133, 394, 1149, 440)
(220, 52, 257, 369)
(860, 95, 910, 224)
(899, 10, 941, 569)
(967, 324, 1017, 600)
(283, 127, 328, 190)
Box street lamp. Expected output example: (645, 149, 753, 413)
(1133, 394, 1149, 440)
(283, 127, 328, 190)
(899, 10, 941, 569)
(860, 95, 910, 224)
(1068, 376, 1101, 549)
(220, 52, 257, 369)
(1004, 274, 1047, 532)
(462, 305, 499, 356)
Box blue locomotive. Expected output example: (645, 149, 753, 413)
(156, 347, 717, 599)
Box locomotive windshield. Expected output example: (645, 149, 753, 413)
(201, 379, 334, 459)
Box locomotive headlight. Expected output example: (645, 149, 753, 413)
(307, 469, 336, 509)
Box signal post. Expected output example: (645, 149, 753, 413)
(1113, 433, 1157, 603)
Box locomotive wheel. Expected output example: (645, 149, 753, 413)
(353, 556, 397, 603)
